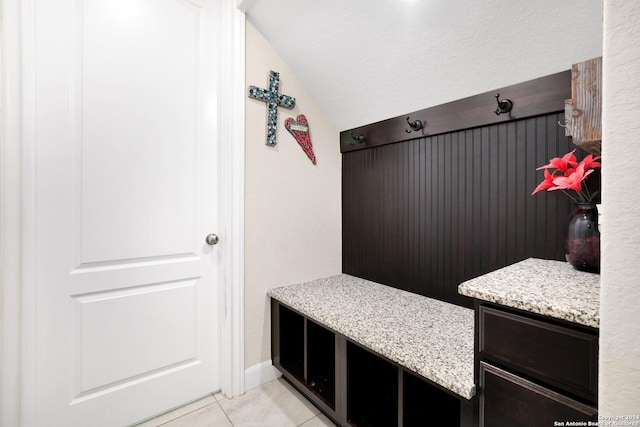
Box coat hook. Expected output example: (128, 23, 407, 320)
(494, 93, 513, 115)
(349, 132, 366, 145)
(405, 117, 424, 133)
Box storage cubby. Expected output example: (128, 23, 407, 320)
(307, 319, 336, 409)
(278, 304, 305, 382)
(347, 342, 398, 427)
(403, 371, 460, 427)
(272, 299, 473, 426)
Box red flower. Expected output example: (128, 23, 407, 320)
(532, 150, 601, 203)
(536, 149, 579, 173)
(580, 154, 602, 170)
(531, 169, 556, 195)
(549, 162, 593, 191)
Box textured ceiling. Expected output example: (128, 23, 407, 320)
(241, 0, 603, 131)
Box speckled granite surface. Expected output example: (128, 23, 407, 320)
(268, 275, 475, 400)
(458, 258, 600, 328)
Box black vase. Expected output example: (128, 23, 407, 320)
(566, 203, 600, 273)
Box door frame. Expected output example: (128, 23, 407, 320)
(0, 1, 246, 425)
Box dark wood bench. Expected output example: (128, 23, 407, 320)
(268, 274, 477, 427)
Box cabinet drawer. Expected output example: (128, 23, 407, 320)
(480, 362, 597, 427)
(479, 306, 598, 401)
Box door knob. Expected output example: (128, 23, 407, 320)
(205, 233, 219, 246)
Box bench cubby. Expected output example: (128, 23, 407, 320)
(278, 304, 305, 382)
(347, 341, 398, 427)
(403, 370, 461, 427)
(271, 298, 476, 426)
(307, 318, 336, 408)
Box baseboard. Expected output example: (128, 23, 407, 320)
(244, 360, 282, 391)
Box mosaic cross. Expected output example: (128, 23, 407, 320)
(249, 70, 296, 146)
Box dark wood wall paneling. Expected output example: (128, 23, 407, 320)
(341, 72, 599, 308)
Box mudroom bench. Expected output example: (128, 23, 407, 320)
(268, 275, 476, 427)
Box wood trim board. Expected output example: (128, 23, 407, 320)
(340, 70, 571, 152)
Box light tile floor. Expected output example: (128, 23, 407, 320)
(136, 378, 337, 427)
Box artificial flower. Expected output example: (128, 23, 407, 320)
(536, 149, 579, 173)
(549, 163, 594, 192)
(532, 150, 601, 203)
(580, 154, 602, 170)
(531, 169, 556, 195)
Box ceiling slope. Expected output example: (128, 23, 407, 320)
(242, 0, 602, 131)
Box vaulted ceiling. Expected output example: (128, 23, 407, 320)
(240, 0, 603, 131)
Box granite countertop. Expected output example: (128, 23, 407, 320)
(458, 258, 600, 328)
(268, 275, 475, 400)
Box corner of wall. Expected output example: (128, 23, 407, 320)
(244, 360, 282, 392)
(243, 21, 342, 370)
(600, 0, 640, 414)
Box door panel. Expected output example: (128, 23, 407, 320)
(30, 0, 220, 425)
(80, 0, 201, 263)
(74, 279, 198, 394)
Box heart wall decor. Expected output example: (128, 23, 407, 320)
(285, 114, 317, 165)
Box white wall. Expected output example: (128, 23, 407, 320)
(600, 1, 640, 414)
(244, 22, 342, 371)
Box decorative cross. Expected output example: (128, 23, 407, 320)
(249, 70, 296, 146)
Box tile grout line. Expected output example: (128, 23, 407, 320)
(152, 395, 218, 427)
(296, 413, 318, 427)
(216, 399, 236, 427)
(131, 394, 214, 427)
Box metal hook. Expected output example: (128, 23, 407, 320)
(349, 132, 365, 145)
(494, 93, 513, 115)
(405, 117, 424, 133)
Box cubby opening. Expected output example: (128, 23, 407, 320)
(347, 342, 398, 427)
(307, 319, 336, 409)
(279, 305, 305, 382)
(403, 371, 460, 427)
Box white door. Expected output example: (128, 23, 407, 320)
(27, 0, 221, 425)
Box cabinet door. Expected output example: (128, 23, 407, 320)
(480, 363, 597, 427)
(479, 305, 598, 402)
